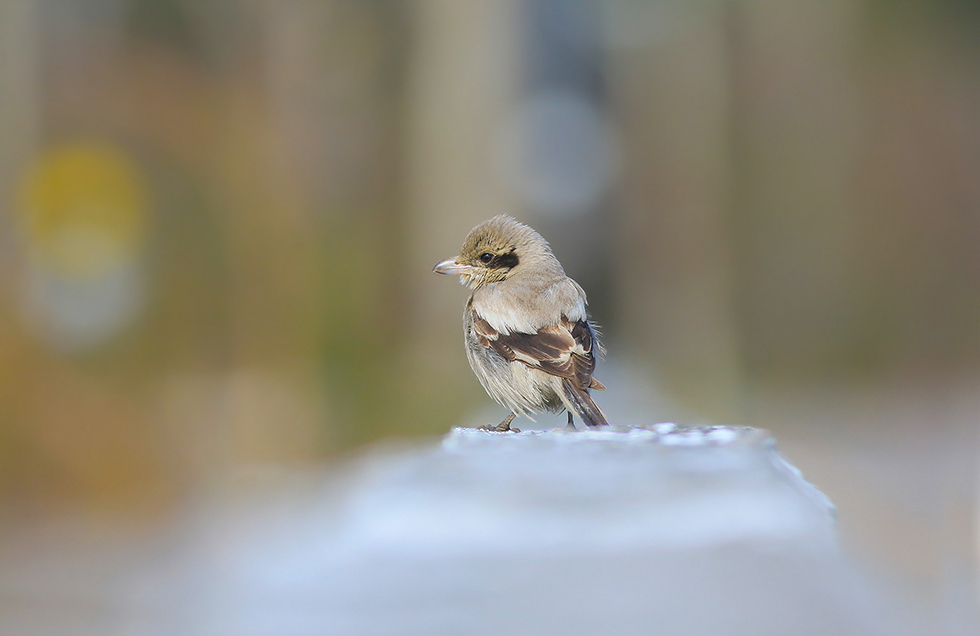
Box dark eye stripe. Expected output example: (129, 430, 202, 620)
(491, 250, 519, 269)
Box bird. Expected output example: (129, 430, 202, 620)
(433, 215, 607, 432)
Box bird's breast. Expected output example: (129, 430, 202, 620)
(471, 278, 586, 335)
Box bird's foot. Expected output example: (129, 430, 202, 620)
(479, 413, 519, 433)
(479, 421, 520, 433)
(563, 411, 577, 432)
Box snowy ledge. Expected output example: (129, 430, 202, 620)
(0, 425, 911, 636)
(332, 424, 839, 557)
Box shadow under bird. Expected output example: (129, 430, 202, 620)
(433, 215, 607, 432)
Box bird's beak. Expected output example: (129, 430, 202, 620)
(433, 258, 474, 276)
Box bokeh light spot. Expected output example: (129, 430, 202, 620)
(495, 89, 619, 218)
(18, 140, 148, 279)
(16, 140, 150, 351)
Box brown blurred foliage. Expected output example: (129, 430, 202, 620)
(0, 0, 977, 511)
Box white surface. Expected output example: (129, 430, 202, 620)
(0, 425, 912, 636)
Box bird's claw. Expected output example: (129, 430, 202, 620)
(479, 422, 520, 433)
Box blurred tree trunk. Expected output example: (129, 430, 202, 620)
(403, 0, 522, 427)
(607, 5, 743, 422)
(729, 0, 864, 378)
(0, 0, 39, 219)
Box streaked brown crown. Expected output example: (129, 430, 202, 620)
(457, 215, 551, 283)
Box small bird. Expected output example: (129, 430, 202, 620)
(433, 215, 607, 432)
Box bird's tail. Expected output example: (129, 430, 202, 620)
(562, 380, 608, 427)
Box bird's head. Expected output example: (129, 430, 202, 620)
(433, 215, 555, 289)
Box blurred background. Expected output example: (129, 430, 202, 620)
(0, 0, 978, 630)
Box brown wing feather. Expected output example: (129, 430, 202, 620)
(472, 311, 599, 391)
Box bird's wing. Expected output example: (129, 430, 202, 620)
(471, 311, 602, 391)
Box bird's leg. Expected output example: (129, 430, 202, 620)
(564, 410, 577, 432)
(481, 412, 519, 433)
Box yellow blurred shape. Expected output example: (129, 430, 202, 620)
(18, 140, 148, 279)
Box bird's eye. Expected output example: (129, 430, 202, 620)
(479, 252, 494, 264)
